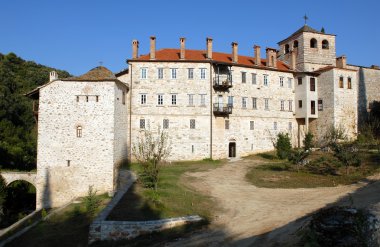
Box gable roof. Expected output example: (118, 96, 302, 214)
(129, 48, 290, 72)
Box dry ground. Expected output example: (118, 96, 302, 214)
(166, 156, 380, 247)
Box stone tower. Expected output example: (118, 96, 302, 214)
(278, 25, 336, 72)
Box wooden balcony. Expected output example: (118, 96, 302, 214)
(213, 77, 232, 91)
(213, 103, 232, 116)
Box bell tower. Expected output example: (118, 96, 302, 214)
(277, 24, 336, 72)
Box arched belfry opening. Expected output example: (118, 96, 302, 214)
(322, 40, 329, 49)
(310, 38, 317, 48)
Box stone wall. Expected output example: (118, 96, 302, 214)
(36, 80, 125, 208)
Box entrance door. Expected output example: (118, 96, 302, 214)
(228, 142, 236, 158)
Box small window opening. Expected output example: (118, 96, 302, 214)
(293, 40, 298, 48)
(322, 40, 329, 49)
(285, 44, 290, 54)
(310, 38, 317, 48)
(76, 96, 79, 102)
(86, 96, 89, 102)
(76, 126, 82, 137)
(96, 96, 99, 102)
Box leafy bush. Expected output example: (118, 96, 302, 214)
(274, 133, 292, 160)
(303, 132, 314, 151)
(83, 186, 100, 217)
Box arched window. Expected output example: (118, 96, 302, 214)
(285, 44, 290, 54)
(322, 40, 329, 49)
(310, 38, 317, 48)
(293, 40, 299, 48)
(76, 126, 82, 137)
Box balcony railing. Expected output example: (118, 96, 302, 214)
(213, 75, 232, 90)
(213, 103, 233, 116)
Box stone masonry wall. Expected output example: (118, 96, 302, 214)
(36, 80, 119, 208)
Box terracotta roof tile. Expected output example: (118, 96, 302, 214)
(132, 49, 290, 72)
(69, 66, 116, 81)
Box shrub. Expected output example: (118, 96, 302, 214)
(274, 133, 292, 160)
(303, 132, 314, 151)
(84, 186, 100, 217)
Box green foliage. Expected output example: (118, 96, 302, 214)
(289, 149, 310, 172)
(0, 175, 7, 222)
(0, 52, 71, 170)
(303, 132, 314, 151)
(321, 27, 325, 33)
(41, 208, 48, 219)
(332, 144, 361, 175)
(323, 125, 347, 147)
(83, 186, 100, 217)
(274, 132, 292, 159)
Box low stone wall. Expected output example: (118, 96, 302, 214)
(89, 215, 203, 243)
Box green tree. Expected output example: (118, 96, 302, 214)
(303, 132, 314, 151)
(275, 132, 292, 160)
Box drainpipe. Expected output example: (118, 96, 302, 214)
(210, 62, 213, 159)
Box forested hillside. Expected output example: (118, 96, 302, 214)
(0, 53, 71, 170)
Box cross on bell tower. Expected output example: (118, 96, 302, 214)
(303, 14, 309, 25)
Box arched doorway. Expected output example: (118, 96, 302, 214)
(1, 180, 36, 228)
(228, 142, 236, 158)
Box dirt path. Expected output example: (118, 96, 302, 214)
(168, 157, 380, 246)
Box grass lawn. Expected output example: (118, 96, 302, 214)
(107, 159, 221, 221)
(6, 194, 111, 247)
(246, 151, 380, 188)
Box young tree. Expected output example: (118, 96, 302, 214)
(132, 127, 171, 190)
(275, 132, 292, 160)
(332, 144, 361, 175)
(303, 132, 314, 151)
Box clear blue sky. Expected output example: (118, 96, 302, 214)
(1, 0, 379, 76)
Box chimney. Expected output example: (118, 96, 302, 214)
(206, 37, 213, 59)
(336, 55, 347, 69)
(232, 42, 238, 63)
(290, 49, 296, 70)
(266, 48, 277, 68)
(150, 36, 156, 60)
(254, 45, 261, 66)
(180, 37, 186, 60)
(49, 71, 58, 82)
(132, 40, 139, 59)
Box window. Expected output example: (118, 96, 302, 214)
(279, 77, 284, 87)
(141, 68, 147, 79)
(158, 68, 163, 79)
(163, 119, 169, 129)
(285, 44, 290, 54)
(86, 96, 89, 102)
(242, 97, 247, 108)
(250, 121, 254, 130)
(264, 75, 269, 86)
(76, 126, 82, 137)
(225, 120, 229, 130)
(140, 94, 147, 105)
(170, 68, 177, 79)
(96, 96, 99, 102)
(298, 100, 302, 108)
(318, 99, 323, 111)
(293, 40, 299, 48)
(252, 97, 257, 109)
(264, 98, 269, 110)
(241, 72, 246, 83)
(310, 77, 316, 91)
(273, 122, 277, 130)
(157, 94, 163, 105)
(76, 96, 79, 102)
(348, 77, 352, 89)
(122, 92, 125, 105)
(339, 76, 344, 88)
(188, 94, 194, 106)
(252, 73, 257, 84)
(288, 78, 292, 88)
(140, 119, 145, 129)
(310, 38, 317, 48)
(280, 100, 285, 111)
(311, 100, 316, 115)
(200, 68, 206, 79)
(190, 119, 195, 129)
(298, 77, 302, 85)
(288, 122, 292, 131)
(228, 96, 234, 107)
(322, 40, 329, 49)
(200, 94, 206, 106)
(192, 145, 194, 153)
(288, 100, 293, 112)
(188, 68, 194, 79)
(171, 94, 177, 105)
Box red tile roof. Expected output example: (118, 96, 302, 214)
(131, 49, 291, 72)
